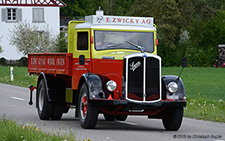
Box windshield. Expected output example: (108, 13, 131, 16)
(94, 30, 154, 52)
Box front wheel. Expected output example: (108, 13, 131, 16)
(78, 83, 99, 129)
(162, 107, 183, 131)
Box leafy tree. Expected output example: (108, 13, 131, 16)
(128, 0, 182, 66)
(60, 0, 225, 66)
(187, 10, 225, 66)
(56, 27, 68, 52)
(9, 21, 57, 55)
(61, 0, 134, 18)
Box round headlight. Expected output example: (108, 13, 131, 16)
(106, 80, 117, 91)
(167, 82, 178, 93)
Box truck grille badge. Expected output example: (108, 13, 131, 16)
(130, 61, 141, 71)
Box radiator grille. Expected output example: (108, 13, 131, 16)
(125, 54, 161, 102)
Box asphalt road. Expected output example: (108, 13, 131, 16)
(0, 83, 225, 141)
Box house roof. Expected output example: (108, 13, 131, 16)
(0, 0, 66, 7)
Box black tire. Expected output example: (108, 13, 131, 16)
(37, 79, 53, 120)
(78, 83, 99, 129)
(103, 114, 116, 121)
(51, 103, 65, 120)
(162, 107, 183, 131)
(116, 115, 128, 121)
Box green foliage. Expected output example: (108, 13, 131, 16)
(187, 10, 225, 66)
(19, 57, 28, 67)
(0, 57, 6, 66)
(61, 0, 134, 18)
(128, 0, 225, 66)
(0, 57, 27, 67)
(56, 28, 68, 52)
(60, 0, 225, 66)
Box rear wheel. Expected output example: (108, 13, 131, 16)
(51, 103, 65, 120)
(162, 107, 183, 131)
(103, 114, 116, 121)
(78, 83, 99, 129)
(37, 79, 53, 120)
(116, 115, 128, 121)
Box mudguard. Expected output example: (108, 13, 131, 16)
(36, 72, 51, 108)
(37, 73, 66, 104)
(81, 73, 110, 100)
(162, 75, 185, 100)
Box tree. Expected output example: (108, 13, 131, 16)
(187, 10, 225, 66)
(9, 21, 57, 55)
(128, 0, 182, 66)
(55, 27, 68, 52)
(61, 0, 134, 18)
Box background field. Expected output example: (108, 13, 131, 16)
(0, 66, 224, 122)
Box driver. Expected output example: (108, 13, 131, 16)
(96, 33, 106, 49)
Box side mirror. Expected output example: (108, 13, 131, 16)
(176, 57, 187, 82)
(79, 55, 85, 65)
(182, 57, 187, 68)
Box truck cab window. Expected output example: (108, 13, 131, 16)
(77, 32, 88, 50)
(94, 31, 154, 53)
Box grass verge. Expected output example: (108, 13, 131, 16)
(162, 67, 225, 122)
(0, 115, 77, 141)
(0, 66, 37, 87)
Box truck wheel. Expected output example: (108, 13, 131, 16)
(51, 103, 65, 120)
(162, 107, 183, 131)
(103, 114, 116, 121)
(116, 115, 128, 121)
(78, 83, 99, 129)
(37, 79, 53, 120)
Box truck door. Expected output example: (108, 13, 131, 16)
(72, 30, 92, 89)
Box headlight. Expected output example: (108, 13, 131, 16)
(106, 80, 117, 91)
(167, 82, 178, 93)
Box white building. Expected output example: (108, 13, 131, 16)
(0, 0, 66, 59)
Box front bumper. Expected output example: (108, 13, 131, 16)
(89, 99, 186, 109)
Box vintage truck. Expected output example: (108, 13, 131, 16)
(28, 10, 186, 130)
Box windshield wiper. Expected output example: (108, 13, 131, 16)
(126, 41, 145, 53)
(107, 43, 124, 48)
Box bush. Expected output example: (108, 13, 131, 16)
(19, 57, 28, 67)
(0, 57, 6, 66)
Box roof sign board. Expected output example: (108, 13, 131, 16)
(85, 10, 154, 27)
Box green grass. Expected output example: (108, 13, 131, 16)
(0, 66, 37, 87)
(162, 67, 225, 122)
(0, 115, 77, 141)
(0, 66, 225, 123)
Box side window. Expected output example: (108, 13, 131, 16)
(77, 32, 88, 50)
(33, 8, 44, 23)
(2, 8, 22, 22)
(7, 8, 17, 21)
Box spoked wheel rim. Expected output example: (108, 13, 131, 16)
(38, 87, 44, 112)
(80, 92, 87, 120)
